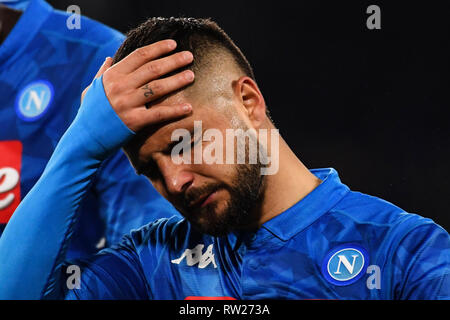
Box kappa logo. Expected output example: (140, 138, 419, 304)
(321, 244, 369, 286)
(15, 80, 54, 121)
(171, 244, 217, 269)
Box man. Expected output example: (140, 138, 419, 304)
(0, 0, 179, 260)
(0, 17, 448, 299)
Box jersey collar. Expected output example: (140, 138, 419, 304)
(261, 167, 350, 242)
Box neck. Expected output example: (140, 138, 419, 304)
(256, 123, 322, 226)
(0, 5, 22, 46)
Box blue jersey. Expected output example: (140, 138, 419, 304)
(0, 70, 448, 300)
(64, 168, 450, 300)
(0, 0, 179, 259)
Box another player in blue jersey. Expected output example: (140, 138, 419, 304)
(0, 17, 448, 300)
(0, 0, 179, 259)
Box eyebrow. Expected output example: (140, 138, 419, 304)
(135, 157, 157, 176)
(135, 126, 197, 176)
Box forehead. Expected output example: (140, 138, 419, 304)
(130, 92, 234, 158)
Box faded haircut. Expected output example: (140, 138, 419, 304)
(113, 17, 274, 120)
(113, 17, 255, 80)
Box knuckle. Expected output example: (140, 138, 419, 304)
(150, 81, 163, 94)
(123, 112, 135, 128)
(113, 96, 126, 109)
(108, 82, 121, 95)
(147, 62, 161, 75)
(102, 69, 113, 82)
(153, 109, 164, 122)
(135, 47, 149, 59)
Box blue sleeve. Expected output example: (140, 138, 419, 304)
(64, 235, 149, 300)
(93, 150, 180, 246)
(72, 23, 179, 248)
(392, 222, 450, 300)
(0, 76, 134, 299)
(63, 217, 180, 299)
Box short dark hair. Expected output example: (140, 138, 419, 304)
(113, 17, 255, 81)
(113, 17, 275, 122)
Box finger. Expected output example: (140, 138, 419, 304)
(129, 51, 194, 88)
(94, 57, 113, 79)
(130, 70, 195, 106)
(113, 39, 177, 74)
(130, 104, 192, 132)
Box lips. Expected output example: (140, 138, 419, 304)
(187, 189, 218, 210)
(200, 190, 217, 207)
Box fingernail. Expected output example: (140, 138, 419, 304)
(183, 104, 192, 112)
(184, 51, 193, 61)
(185, 71, 194, 81)
(168, 40, 177, 49)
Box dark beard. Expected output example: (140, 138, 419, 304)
(183, 162, 265, 237)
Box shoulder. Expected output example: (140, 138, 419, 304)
(312, 188, 449, 269)
(36, 5, 125, 91)
(72, 216, 189, 279)
(120, 216, 193, 250)
(108, 215, 211, 265)
(307, 190, 449, 299)
(42, 6, 124, 49)
(327, 190, 442, 233)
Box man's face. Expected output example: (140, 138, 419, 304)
(126, 92, 265, 236)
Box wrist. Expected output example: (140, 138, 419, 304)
(74, 76, 135, 159)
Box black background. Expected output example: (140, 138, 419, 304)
(48, 0, 450, 231)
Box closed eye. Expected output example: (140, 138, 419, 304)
(164, 133, 200, 156)
(140, 158, 160, 180)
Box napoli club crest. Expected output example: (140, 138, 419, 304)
(321, 244, 369, 286)
(15, 80, 54, 121)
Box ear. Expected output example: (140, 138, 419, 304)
(234, 76, 267, 128)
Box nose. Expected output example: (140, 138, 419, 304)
(158, 157, 194, 195)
